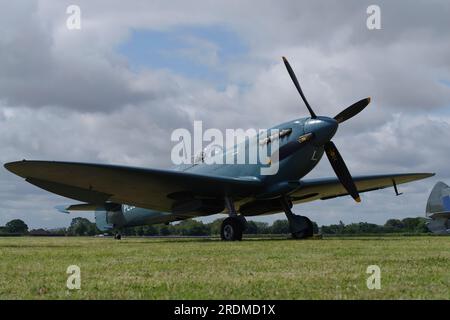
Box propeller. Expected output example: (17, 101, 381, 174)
(324, 141, 360, 202)
(282, 57, 316, 119)
(281, 56, 370, 203)
(334, 97, 371, 124)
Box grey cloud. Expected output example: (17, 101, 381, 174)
(0, 2, 184, 111)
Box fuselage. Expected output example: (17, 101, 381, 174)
(97, 116, 339, 230)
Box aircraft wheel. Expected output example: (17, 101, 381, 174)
(290, 215, 313, 239)
(221, 217, 243, 241)
(114, 233, 122, 240)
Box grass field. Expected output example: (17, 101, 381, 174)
(0, 236, 449, 299)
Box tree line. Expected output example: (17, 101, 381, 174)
(0, 216, 430, 236)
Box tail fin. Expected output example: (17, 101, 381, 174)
(426, 181, 450, 218)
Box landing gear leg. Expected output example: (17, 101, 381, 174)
(221, 196, 247, 241)
(280, 197, 313, 239)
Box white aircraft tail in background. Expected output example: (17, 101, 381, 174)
(426, 181, 450, 234)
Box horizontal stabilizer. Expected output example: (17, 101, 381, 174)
(55, 203, 99, 214)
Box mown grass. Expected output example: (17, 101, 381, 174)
(0, 236, 449, 299)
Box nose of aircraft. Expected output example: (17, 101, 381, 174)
(304, 116, 338, 145)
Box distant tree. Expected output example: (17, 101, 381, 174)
(134, 226, 145, 236)
(347, 222, 383, 234)
(319, 217, 431, 235)
(29, 228, 51, 236)
(5, 219, 28, 234)
(127, 226, 140, 236)
(142, 225, 158, 236)
(343, 223, 357, 234)
(68, 217, 97, 236)
(254, 222, 270, 234)
(312, 221, 319, 234)
(176, 219, 210, 236)
(121, 225, 159, 236)
(338, 220, 345, 233)
(121, 227, 135, 236)
(245, 221, 259, 234)
(320, 224, 341, 234)
(159, 225, 171, 236)
(207, 218, 225, 235)
(384, 219, 404, 230)
(401, 217, 429, 233)
(48, 228, 67, 236)
(271, 220, 290, 234)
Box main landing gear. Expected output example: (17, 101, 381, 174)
(114, 232, 122, 240)
(280, 197, 313, 239)
(220, 197, 247, 241)
(221, 216, 247, 241)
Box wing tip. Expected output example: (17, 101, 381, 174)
(399, 172, 435, 181)
(4, 160, 23, 174)
(399, 172, 435, 179)
(4, 160, 32, 177)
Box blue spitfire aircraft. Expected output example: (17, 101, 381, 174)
(4, 57, 434, 240)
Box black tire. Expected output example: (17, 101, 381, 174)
(291, 216, 313, 239)
(114, 233, 122, 240)
(221, 217, 243, 241)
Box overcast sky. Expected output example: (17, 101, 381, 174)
(1, 0, 449, 229)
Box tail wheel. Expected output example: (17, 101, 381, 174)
(221, 217, 243, 241)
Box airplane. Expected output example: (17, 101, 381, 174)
(425, 181, 450, 234)
(4, 57, 434, 240)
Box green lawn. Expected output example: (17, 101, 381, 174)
(0, 236, 449, 299)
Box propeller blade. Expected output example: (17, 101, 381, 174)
(324, 141, 360, 202)
(272, 133, 313, 162)
(282, 57, 317, 118)
(334, 97, 371, 124)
